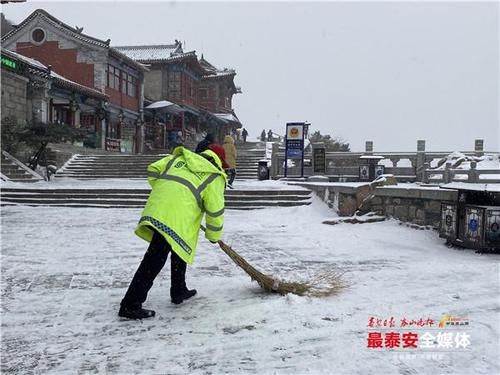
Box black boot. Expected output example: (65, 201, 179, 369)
(171, 289, 197, 305)
(118, 304, 156, 319)
(170, 251, 197, 304)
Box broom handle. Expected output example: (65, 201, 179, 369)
(200, 225, 267, 279)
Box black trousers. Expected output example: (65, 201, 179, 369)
(227, 168, 236, 186)
(121, 230, 187, 308)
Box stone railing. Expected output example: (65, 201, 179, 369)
(424, 162, 500, 184)
(270, 139, 499, 183)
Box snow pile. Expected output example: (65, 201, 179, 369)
(433, 152, 500, 170)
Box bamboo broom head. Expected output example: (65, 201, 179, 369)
(218, 240, 345, 297)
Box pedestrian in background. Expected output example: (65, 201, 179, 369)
(242, 128, 248, 143)
(260, 129, 266, 142)
(195, 133, 214, 153)
(223, 135, 237, 188)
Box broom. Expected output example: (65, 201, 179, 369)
(201, 226, 345, 297)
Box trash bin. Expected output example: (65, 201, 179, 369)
(258, 160, 270, 180)
(440, 184, 500, 251)
(359, 155, 384, 181)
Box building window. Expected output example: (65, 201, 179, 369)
(168, 71, 180, 99)
(31, 28, 46, 44)
(200, 88, 208, 99)
(106, 65, 111, 88)
(106, 64, 121, 91)
(121, 72, 128, 95)
(114, 68, 120, 90)
(127, 75, 137, 97)
(108, 120, 121, 139)
(80, 114, 95, 130)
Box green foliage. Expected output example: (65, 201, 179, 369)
(1, 116, 25, 154)
(1, 117, 89, 156)
(309, 130, 350, 151)
(19, 121, 88, 147)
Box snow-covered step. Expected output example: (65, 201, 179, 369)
(0, 187, 312, 209)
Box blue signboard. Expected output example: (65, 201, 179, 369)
(284, 122, 306, 177)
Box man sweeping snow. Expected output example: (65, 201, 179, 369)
(119, 144, 229, 319)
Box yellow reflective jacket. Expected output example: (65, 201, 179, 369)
(135, 146, 227, 264)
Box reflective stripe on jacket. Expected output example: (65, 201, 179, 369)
(135, 146, 227, 264)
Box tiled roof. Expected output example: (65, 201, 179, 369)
(2, 48, 47, 71)
(1, 9, 146, 71)
(214, 112, 241, 125)
(199, 56, 236, 79)
(199, 57, 218, 74)
(202, 70, 236, 79)
(51, 72, 108, 101)
(116, 47, 205, 75)
(113, 43, 183, 63)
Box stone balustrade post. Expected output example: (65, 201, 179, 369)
(365, 141, 373, 155)
(271, 142, 280, 178)
(423, 162, 431, 183)
(474, 139, 484, 157)
(444, 162, 452, 183)
(470, 161, 479, 183)
(416, 140, 426, 182)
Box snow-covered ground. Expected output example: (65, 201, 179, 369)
(1, 177, 308, 191)
(1, 188, 499, 374)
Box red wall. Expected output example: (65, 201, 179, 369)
(105, 87, 140, 112)
(16, 41, 95, 88)
(179, 73, 199, 108)
(16, 41, 140, 112)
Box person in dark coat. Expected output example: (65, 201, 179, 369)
(242, 128, 248, 143)
(195, 133, 215, 153)
(260, 129, 266, 142)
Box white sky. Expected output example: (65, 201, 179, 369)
(2, 0, 499, 152)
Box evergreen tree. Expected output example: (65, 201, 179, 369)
(308, 130, 350, 151)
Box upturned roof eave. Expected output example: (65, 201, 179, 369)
(1, 9, 147, 72)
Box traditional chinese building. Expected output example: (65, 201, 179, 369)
(1, 48, 109, 151)
(198, 55, 242, 143)
(114, 43, 242, 151)
(199, 55, 241, 119)
(1, 9, 146, 153)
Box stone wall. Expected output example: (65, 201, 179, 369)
(292, 182, 458, 229)
(1, 69, 28, 123)
(368, 187, 457, 228)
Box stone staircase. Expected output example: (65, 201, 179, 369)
(53, 142, 268, 180)
(1, 142, 309, 210)
(235, 141, 266, 180)
(54, 154, 162, 179)
(0, 187, 312, 210)
(0, 151, 44, 183)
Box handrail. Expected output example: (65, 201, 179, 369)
(1, 151, 44, 180)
